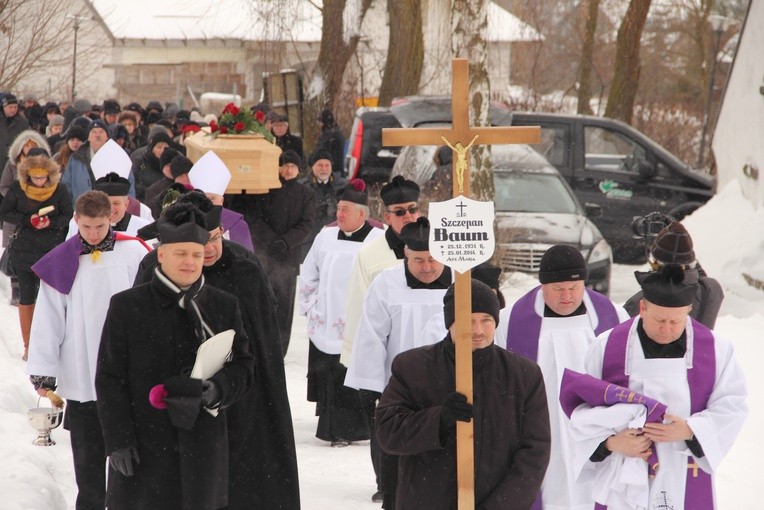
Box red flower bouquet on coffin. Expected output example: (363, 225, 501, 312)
(209, 103, 275, 142)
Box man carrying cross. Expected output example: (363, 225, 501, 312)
(375, 278, 551, 509)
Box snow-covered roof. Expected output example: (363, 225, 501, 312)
(90, 0, 541, 43)
(90, 0, 322, 42)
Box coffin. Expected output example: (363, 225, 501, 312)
(184, 130, 282, 194)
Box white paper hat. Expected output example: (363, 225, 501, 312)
(91, 139, 132, 180)
(188, 151, 231, 196)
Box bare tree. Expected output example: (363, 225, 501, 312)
(576, 0, 601, 114)
(377, 0, 424, 106)
(451, 0, 493, 201)
(0, 0, 83, 93)
(604, 0, 653, 123)
(303, 0, 373, 153)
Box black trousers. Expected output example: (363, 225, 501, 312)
(64, 400, 106, 510)
(263, 262, 297, 356)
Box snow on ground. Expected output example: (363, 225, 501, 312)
(1, 178, 762, 508)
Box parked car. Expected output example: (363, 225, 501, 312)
(350, 97, 714, 262)
(509, 112, 715, 261)
(392, 142, 613, 295)
(345, 107, 401, 183)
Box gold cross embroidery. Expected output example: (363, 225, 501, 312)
(688, 461, 700, 477)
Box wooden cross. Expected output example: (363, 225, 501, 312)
(382, 58, 540, 509)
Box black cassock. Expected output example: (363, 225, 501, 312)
(135, 241, 301, 509)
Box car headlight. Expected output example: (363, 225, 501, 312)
(588, 239, 612, 264)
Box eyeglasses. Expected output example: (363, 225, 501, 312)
(206, 232, 223, 244)
(386, 206, 419, 217)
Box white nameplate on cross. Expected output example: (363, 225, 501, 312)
(429, 196, 495, 274)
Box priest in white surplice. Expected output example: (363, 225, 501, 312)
(567, 264, 747, 510)
(345, 216, 452, 509)
(299, 179, 383, 446)
(26, 190, 151, 509)
(503, 244, 629, 510)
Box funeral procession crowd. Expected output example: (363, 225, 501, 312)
(0, 90, 747, 510)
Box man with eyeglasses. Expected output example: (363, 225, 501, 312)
(132, 191, 300, 509)
(623, 221, 723, 329)
(345, 217, 453, 509)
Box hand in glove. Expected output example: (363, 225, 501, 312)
(109, 446, 140, 477)
(30, 214, 51, 229)
(265, 238, 288, 257)
(439, 392, 473, 427)
(201, 379, 220, 408)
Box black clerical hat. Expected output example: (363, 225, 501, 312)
(93, 172, 130, 197)
(157, 202, 209, 245)
(635, 263, 697, 307)
(399, 217, 430, 251)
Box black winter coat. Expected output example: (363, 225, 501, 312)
(133, 241, 300, 509)
(230, 177, 315, 268)
(298, 173, 347, 259)
(131, 147, 165, 202)
(0, 181, 72, 272)
(96, 275, 254, 510)
(274, 131, 304, 161)
(0, 114, 30, 170)
(315, 124, 346, 177)
(376, 339, 551, 510)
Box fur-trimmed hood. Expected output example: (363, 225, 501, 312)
(8, 129, 50, 163)
(17, 155, 61, 186)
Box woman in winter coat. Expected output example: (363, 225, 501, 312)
(0, 130, 51, 305)
(131, 131, 173, 202)
(0, 154, 72, 360)
(52, 125, 86, 172)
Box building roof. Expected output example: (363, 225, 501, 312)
(90, 0, 541, 43)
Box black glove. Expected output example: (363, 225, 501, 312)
(109, 446, 140, 477)
(439, 392, 473, 427)
(201, 379, 220, 408)
(266, 239, 288, 257)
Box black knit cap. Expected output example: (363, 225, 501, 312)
(337, 178, 368, 206)
(538, 244, 588, 284)
(635, 263, 698, 307)
(651, 222, 695, 265)
(279, 149, 302, 168)
(157, 202, 209, 245)
(399, 217, 430, 251)
(443, 279, 501, 329)
(380, 175, 420, 206)
(102, 99, 121, 115)
(308, 149, 332, 167)
(1, 93, 18, 107)
(93, 172, 130, 197)
(87, 119, 109, 135)
(65, 125, 87, 142)
(177, 190, 222, 229)
(169, 154, 193, 179)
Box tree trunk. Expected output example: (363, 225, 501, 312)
(577, 0, 601, 115)
(604, 0, 652, 124)
(303, 0, 372, 155)
(378, 0, 424, 106)
(451, 0, 493, 201)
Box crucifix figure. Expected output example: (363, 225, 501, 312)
(382, 58, 540, 509)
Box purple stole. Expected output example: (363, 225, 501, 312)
(595, 317, 716, 510)
(221, 208, 254, 252)
(507, 287, 620, 510)
(506, 286, 621, 361)
(32, 232, 151, 295)
(126, 196, 142, 217)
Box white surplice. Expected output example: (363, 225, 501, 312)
(344, 264, 450, 393)
(505, 289, 629, 510)
(570, 318, 748, 510)
(25, 241, 149, 402)
(298, 225, 383, 355)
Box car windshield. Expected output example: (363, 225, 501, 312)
(494, 171, 579, 214)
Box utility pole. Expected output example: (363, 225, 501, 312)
(67, 15, 90, 102)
